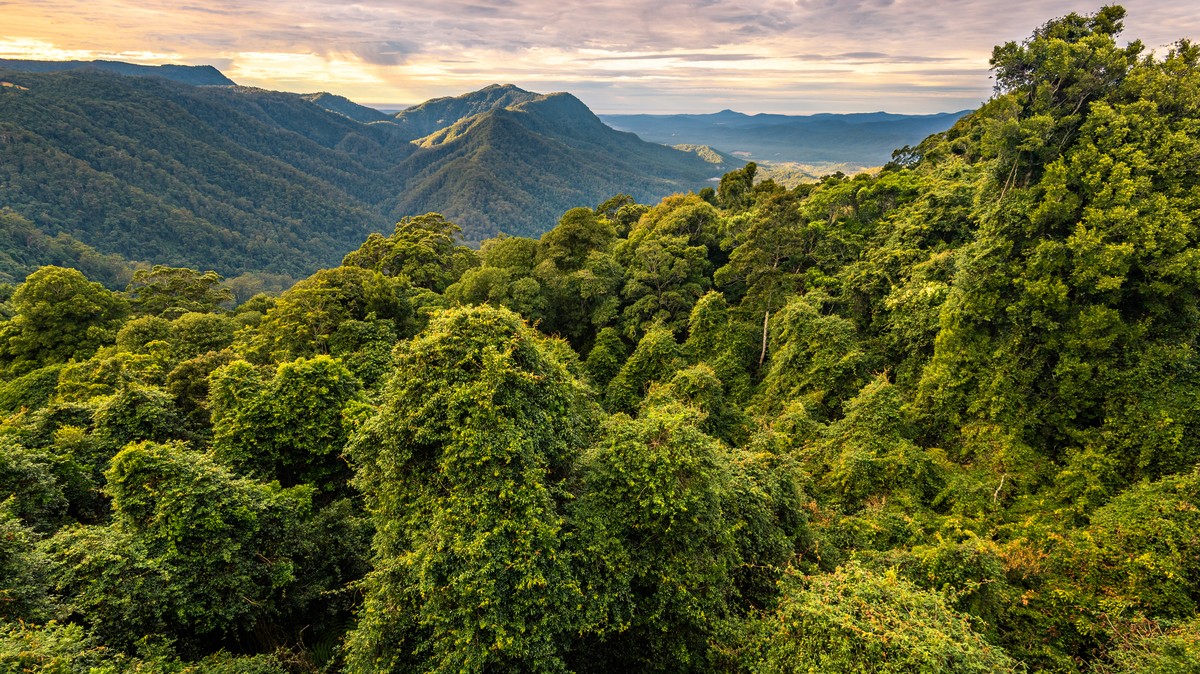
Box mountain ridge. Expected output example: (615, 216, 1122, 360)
(0, 58, 235, 86)
(600, 108, 970, 165)
(0, 65, 737, 278)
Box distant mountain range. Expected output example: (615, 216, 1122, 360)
(0, 61, 733, 282)
(600, 109, 970, 167)
(0, 59, 234, 86)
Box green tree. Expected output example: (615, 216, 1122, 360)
(605, 325, 682, 413)
(169, 312, 236, 361)
(0, 266, 128, 375)
(755, 293, 869, 420)
(342, 213, 477, 292)
(210, 355, 362, 492)
(249, 266, 415, 361)
(717, 162, 757, 211)
(125, 265, 232, 318)
(345, 306, 594, 673)
(44, 441, 313, 649)
(917, 13, 1200, 485)
(732, 562, 1019, 673)
(92, 384, 183, 447)
(569, 402, 738, 672)
(582, 327, 629, 389)
(540, 207, 617, 273)
(0, 497, 55, 622)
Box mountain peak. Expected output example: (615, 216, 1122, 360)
(302, 91, 391, 123)
(482, 83, 532, 94)
(392, 84, 543, 139)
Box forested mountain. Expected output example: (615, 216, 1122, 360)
(0, 68, 407, 278)
(0, 59, 235, 85)
(3, 6, 1200, 673)
(389, 83, 544, 137)
(0, 70, 731, 280)
(601, 108, 970, 165)
(302, 92, 394, 123)
(389, 87, 736, 240)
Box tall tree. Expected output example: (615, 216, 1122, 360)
(0, 266, 128, 375)
(345, 306, 595, 673)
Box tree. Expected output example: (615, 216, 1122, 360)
(540, 207, 616, 273)
(605, 325, 682, 414)
(0, 266, 128, 375)
(755, 293, 869, 420)
(345, 306, 595, 673)
(732, 562, 1019, 673)
(917, 14, 1200, 483)
(43, 441, 314, 649)
(92, 383, 183, 447)
(210, 355, 362, 492)
(569, 402, 738, 672)
(342, 213, 477, 292)
(125, 265, 232, 318)
(582, 327, 629, 389)
(616, 194, 722, 337)
(170, 311, 237, 361)
(0, 498, 54, 622)
(717, 162, 757, 211)
(249, 266, 414, 361)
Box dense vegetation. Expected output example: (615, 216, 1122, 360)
(0, 73, 728, 281)
(2, 6, 1199, 672)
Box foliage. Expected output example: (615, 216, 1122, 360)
(0, 621, 290, 674)
(569, 402, 739, 672)
(210, 355, 362, 491)
(0, 497, 56, 622)
(44, 441, 314, 649)
(126, 265, 232, 317)
(0, 266, 128, 375)
(346, 306, 595, 673)
(248, 265, 415, 361)
(342, 213, 477, 292)
(730, 562, 1020, 673)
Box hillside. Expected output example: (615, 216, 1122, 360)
(601, 108, 969, 166)
(0, 69, 736, 276)
(302, 92, 394, 123)
(391, 87, 737, 241)
(0, 67, 407, 278)
(390, 83, 543, 138)
(0, 59, 235, 85)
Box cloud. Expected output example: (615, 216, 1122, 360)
(1, 0, 1197, 113)
(347, 40, 414, 67)
(585, 52, 765, 62)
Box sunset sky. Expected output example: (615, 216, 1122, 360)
(1, 1, 1194, 114)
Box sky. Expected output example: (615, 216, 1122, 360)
(1, 1, 1196, 114)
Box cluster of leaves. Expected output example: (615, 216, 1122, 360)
(2, 6, 1200, 673)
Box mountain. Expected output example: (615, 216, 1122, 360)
(0, 59, 235, 86)
(600, 109, 970, 166)
(389, 87, 736, 239)
(0, 67, 409, 278)
(0, 66, 735, 280)
(390, 83, 543, 138)
(303, 92, 394, 123)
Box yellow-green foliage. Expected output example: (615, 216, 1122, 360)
(733, 563, 1020, 673)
